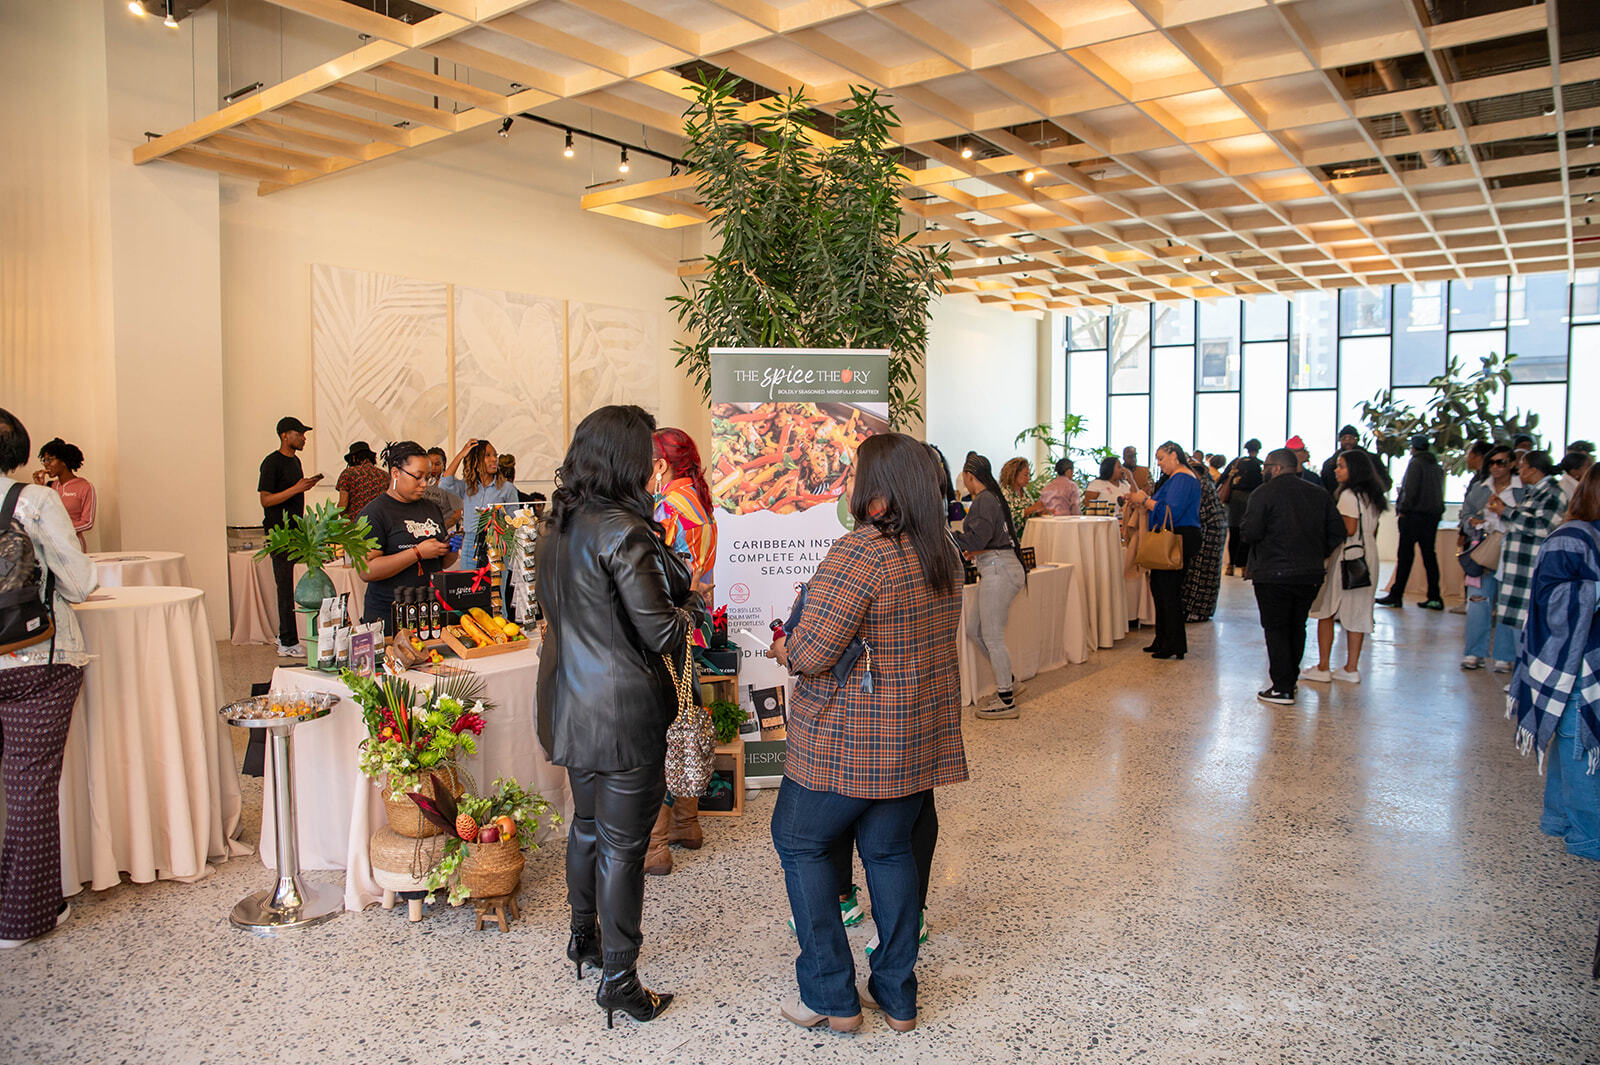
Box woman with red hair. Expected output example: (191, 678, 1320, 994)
(645, 427, 719, 875)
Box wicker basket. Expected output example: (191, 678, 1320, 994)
(458, 837, 524, 898)
(383, 767, 462, 839)
(369, 825, 440, 888)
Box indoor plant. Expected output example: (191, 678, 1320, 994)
(669, 74, 951, 428)
(1360, 349, 1542, 473)
(256, 500, 380, 614)
(344, 669, 492, 819)
(411, 777, 561, 905)
(708, 698, 745, 745)
(1013, 414, 1110, 495)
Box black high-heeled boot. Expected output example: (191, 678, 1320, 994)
(567, 922, 602, 980)
(596, 965, 673, 1028)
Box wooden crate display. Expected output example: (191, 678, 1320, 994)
(698, 740, 744, 817)
(441, 626, 532, 660)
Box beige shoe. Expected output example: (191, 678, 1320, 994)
(780, 993, 862, 1032)
(856, 981, 916, 1032)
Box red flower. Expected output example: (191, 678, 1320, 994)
(451, 713, 485, 736)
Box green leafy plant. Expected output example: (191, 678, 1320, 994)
(419, 778, 561, 905)
(669, 73, 952, 427)
(1360, 350, 1541, 473)
(708, 698, 745, 745)
(1013, 414, 1111, 492)
(344, 669, 493, 798)
(256, 500, 379, 573)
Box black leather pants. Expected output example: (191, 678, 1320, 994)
(566, 764, 667, 968)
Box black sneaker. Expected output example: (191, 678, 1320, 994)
(1257, 687, 1295, 705)
(1420, 599, 1444, 611)
(1375, 596, 1403, 608)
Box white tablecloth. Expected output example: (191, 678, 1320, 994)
(957, 562, 1082, 705)
(228, 553, 367, 645)
(266, 642, 571, 911)
(1397, 526, 1465, 602)
(90, 550, 191, 589)
(54, 586, 248, 894)
(1022, 516, 1129, 652)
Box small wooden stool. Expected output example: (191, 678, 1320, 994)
(472, 893, 520, 932)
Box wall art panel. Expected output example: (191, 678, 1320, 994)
(567, 301, 660, 421)
(311, 264, 449, 474)
(452, 286, 566, 483)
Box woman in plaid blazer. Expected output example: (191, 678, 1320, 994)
(1493, 451, 1565, 634)
(768, 433, 966, 1034)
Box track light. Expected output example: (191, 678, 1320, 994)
(222, 82, 263, 104)
(563, 130, 574, 158)
(128, 1, 146, 16)
(1023, 169, 1035, 183)
(618, 147, 630, 174)
(960, 139, 973, 160)
(163, 1, 178, 27)
(498, 117, 512, 138)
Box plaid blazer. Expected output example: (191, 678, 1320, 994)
(1495, 475, 1566, 631)
(784, 526, 968, 799)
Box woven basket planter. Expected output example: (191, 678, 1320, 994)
(458, 837, 524, 898)
(382, 767, 462, 839)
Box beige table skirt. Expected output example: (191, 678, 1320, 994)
(957, 562, 1083, 705)
(1022, 516, 1129, 649)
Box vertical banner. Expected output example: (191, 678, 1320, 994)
(709, 348, 891, 787)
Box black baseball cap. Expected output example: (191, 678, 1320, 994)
(276, 416, 313, 435)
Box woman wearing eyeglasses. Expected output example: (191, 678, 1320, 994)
(357, 441, 458, 633)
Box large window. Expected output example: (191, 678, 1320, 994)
(1064, 272, 1588, 499)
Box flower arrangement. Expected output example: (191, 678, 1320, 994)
(410, 777, 561, 904)
(343, 670, 493, 799)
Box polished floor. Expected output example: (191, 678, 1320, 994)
(2, 578, 1596, 1064)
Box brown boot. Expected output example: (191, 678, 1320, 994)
(644, 804, 672, 876)
(667, 797, 703, 850)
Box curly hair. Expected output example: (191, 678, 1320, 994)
(39, 437, 85, 472)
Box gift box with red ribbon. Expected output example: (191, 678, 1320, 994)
(429, 567, 495, 619)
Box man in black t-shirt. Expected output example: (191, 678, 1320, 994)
(258, 416, 321, 656)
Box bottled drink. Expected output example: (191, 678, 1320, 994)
(428, 598, 441, 640)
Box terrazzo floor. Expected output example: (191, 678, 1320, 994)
(3, 577, 1597, 1064)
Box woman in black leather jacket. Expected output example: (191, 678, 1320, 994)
(536, 404, 703, 1027)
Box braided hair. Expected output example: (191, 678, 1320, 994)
(963, 452, 1028, 576)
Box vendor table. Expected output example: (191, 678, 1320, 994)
(957, 562, 1082, 706)
(1022, 516, 1128, 652)
(90, 550, 191, 589)
(228, 553, 367, 645)
(55, 586, 248, 894)
(265, 641, 571, 911)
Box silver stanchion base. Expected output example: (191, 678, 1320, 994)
(229, 882, 342, 935)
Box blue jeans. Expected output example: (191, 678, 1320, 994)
(771, 778, 926, 1021)
(1463, 572, 1520, 662)
(1541, 691, 1600, 861)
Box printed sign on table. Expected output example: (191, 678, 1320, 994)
(709, 348, 890, 786)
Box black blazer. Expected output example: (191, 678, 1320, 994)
(535, 504, 701, 771)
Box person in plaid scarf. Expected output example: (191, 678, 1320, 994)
(1492, 451, 1565, 635)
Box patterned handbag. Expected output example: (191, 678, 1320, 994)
(662, 613, 715, 798)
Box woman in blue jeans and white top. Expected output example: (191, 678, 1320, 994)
(1127, 442, 1202, 660)
(952, 453, 1028, 719)
(1462, 444, 1522, 671)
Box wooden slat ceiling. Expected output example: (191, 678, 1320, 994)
(136, 0, 1600, 312)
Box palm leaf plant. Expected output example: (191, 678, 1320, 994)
(670, 73, 951, 428)
(255, 500, 381, 621)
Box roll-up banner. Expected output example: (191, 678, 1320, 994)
(708, 348, 891, 787)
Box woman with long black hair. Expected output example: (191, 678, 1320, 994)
(1304, 448, 1389, 682)
(440, 437, 520, 568)
(953, 453, 1029, 718)
(767, 433, 966, 1033)
(535, 405, 704, 1028)
(1127, 442, 1202, 659)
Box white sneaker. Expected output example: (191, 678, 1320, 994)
(1299, 667, 1333, 683)
(277, 643, 306, 658)
(1491, 660, 1514, 674)
(975, 698, 1019, 719)
(1460, 656, 1484, 671)
(1333, 668, 1361, 683)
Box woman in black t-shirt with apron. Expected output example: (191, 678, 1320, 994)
(1223, 439, 1264, 577)
(356, 441, 458, 633)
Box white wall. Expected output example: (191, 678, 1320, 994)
(923, 298, 1044, 480)
(220, 121, 702, 525)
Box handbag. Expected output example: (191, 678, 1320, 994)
(1468, 530, 1504, 570)
(1135, 509, 1183, 571)
(661, 612, 715, 798)
(1339, 517, 1372, 590)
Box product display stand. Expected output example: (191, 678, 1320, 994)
(220, 696, 343, 934)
